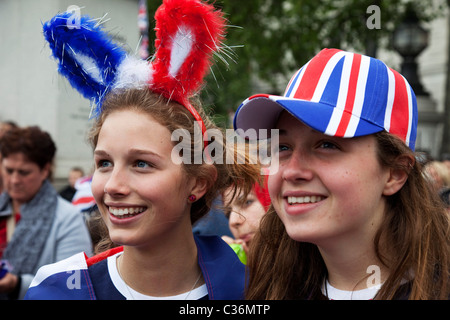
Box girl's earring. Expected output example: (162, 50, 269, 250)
(188, 194, 197, 202)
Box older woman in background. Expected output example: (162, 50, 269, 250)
(0, 126, 92, 299)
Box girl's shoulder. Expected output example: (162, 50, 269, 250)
(25, 248, 123, 300)
(25, 251, 94, 299)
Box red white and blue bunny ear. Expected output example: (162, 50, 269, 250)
(43, 0, 226, 125)
(43, 11, 150, 117)
(43, 12, 124, 116)
(149, 0, 226, 134)
(151, 0, 225, 106)
(43, 12, 150, 116)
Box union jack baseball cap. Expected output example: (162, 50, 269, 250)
(234, 48, 418, 150)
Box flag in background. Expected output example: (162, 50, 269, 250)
(138, 0, 149, 59)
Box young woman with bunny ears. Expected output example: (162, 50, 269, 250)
(25, 0, 260, 300)
(234, 49, 449, 300)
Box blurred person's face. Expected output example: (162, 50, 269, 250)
(223, 189, 266, 249)
(1, 152, 49, 206)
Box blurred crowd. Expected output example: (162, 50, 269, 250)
(423, 153, 450, 211)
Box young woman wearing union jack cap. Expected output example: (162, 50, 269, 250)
(235, 48, 449, 300)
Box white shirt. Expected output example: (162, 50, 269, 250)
(107, 252, 208, 300)
(322, 280, 380, 300)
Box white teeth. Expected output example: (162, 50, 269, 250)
(287, 196, 323, 205)
(109, 206, 146, 217)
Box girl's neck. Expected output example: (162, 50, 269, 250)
(318, 237, 389, 291)
(118, 233, 203, 297)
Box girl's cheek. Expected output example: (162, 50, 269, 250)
(91, 175, 105, 202)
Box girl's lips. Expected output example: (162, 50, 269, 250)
(282, 193, 326, 216)
(106, 205, 148, 225)
(286, 195, 324, 205)
(108, 206, 147, 217)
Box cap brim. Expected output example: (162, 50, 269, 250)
(233, 94, 384, 140)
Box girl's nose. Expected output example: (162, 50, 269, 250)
(103, 168, 130, 197)
(281, 150, 314, 183)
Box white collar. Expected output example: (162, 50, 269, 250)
(107, 252, 208, 300)
(322, 279, 380, 300)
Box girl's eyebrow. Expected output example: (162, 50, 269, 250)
(94, 148, 163, 160)
(128, 148, 162, 158)
(93, 149, 109, 157)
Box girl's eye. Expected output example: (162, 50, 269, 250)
(243, 199, 254, 208)
(136, 160, 151, 168)
(97, 160, 112, 168)
(277, 144, 290, 153)
(319, 141, 339, 150)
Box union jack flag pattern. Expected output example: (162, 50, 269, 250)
(234, 48, 418, 150)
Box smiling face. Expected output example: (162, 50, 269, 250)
(269, 112, 394, 248)
(91, 109, 201, 247)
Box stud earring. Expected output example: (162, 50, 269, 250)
(188, 194, 197, 202)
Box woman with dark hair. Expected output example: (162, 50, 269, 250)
(0, 126, 92, 299)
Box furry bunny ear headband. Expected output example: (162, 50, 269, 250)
(43, 0, 226, 134)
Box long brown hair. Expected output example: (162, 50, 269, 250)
(89, 88, 261, 253)
(246, 131, 449, 300)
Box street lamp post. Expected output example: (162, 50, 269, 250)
(392, 4, 429, 96)
(392, 4, 443, 159)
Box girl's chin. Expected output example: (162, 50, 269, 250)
(107, 232, 141, 247)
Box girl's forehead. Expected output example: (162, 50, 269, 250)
(98, 110, 172, 148)
(276, 112, 322, 136)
